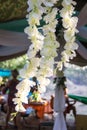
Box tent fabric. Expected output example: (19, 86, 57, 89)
(0, 19, 28, 32)
(0, 21, 87, 65)
(77, 26, 87, 43)
(68, 94, 87, 104)
(0, 2, 87, 67)
(53, 85, 67, 130)
(77, 40, 87, 60)
(0, 30, 30, 47)
(0, 30, 31, 61)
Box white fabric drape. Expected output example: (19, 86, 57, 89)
(53, 86, 67, 130)
(0, 30, 31, 61)
(0, 30, 30, 46)
(53, 112, 67, 130)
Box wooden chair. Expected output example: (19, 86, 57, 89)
(64, 99, 76, 120)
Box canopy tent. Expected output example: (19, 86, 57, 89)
(0, 0, 87, 67)
(0, 0, 29, 61)
(0, 19, 87, 66)
(68, 94, 87, 104)
(0, 2, 87, 130)
(0, 19, 30, 61)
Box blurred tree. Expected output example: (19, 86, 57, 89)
(0, 54, 27, 70)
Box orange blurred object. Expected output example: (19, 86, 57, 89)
(24, 101, 53, 119)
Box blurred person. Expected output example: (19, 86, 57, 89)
(64, 86, 76, 120)
(2, 69, 20, 129)
(0, 84, 8, 113)
(62, 77, 76, 120)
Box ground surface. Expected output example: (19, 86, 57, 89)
(0, 111, 76, 130)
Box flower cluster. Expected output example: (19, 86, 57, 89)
(13, 0, 78, 112)
(13, 79, 35, 112)
(57, 0, 78, 70)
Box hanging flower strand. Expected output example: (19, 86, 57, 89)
(13, 79, 35, 112)
(13, 0, 45, 112)
(20, 0, 59, 90)
(57, 0, 78, 70)
(13, 0, 59, 112)
(13, 0, 78, 112)
(37, 1, 60, 89)
(19, 0, 45, 79)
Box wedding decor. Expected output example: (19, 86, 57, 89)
(13, 0, 78, 113)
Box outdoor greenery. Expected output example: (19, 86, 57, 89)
(0, 54, 28, 70)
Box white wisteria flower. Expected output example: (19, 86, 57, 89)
(15, 102, 26, 112)
(37, 76, 50, 88)
(44, 8, 58, 23)
(62, 0, 76, 6)
(13, 78, 36, 112)
(19, 57, 40, 78)
(27, 0, 43, 12)
(57, 0, 78, 70)
(14, 0, 78, 112)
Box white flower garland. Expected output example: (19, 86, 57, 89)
(57, 0, 78, 70)
(13, 0, 78, 112)
(13, 78, 35, 112)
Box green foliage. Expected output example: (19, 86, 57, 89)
(0, 54, 28, 70)
(10, 112, 18, 121)
(0, 0, 27, 22)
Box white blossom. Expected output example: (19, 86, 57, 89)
(14, 0, 78, 112)
(15, 103, 26, 112)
